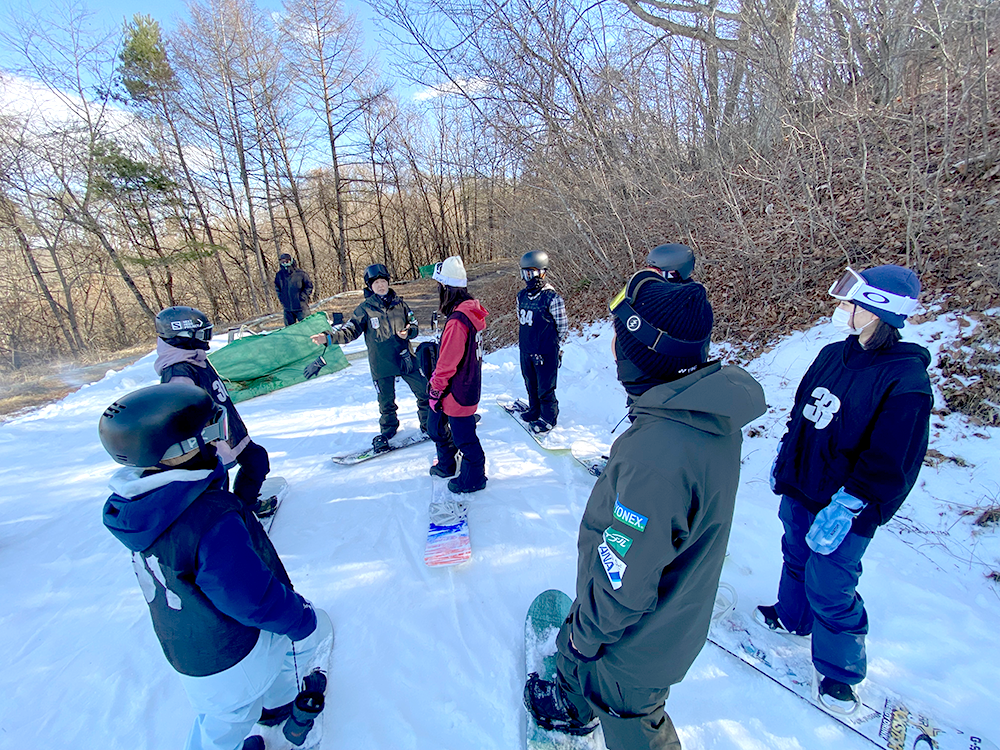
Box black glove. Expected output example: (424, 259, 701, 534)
(399, 348, 417, 375)
(303, 356, 326, 380)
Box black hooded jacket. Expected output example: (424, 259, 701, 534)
(772, 336, 932, 536)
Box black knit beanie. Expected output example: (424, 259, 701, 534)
(613, 277, 713, 382)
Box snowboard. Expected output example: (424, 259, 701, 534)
(331, 428, 431, 465)
(423, 476, 472, 567)
(570, 439, 610, 478)
(498, 398, 573, 452)
(524, 589, 607, 750)
(708, 609, 998, 750)
(257, 476, 289, 533)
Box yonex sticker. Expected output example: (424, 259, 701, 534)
(603, 527, 633, 557)
(613, 496, 647, 532)
(598, 543, 627, 590)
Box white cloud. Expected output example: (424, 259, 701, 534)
(412, 76, 491, 102)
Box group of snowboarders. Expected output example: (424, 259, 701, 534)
(96, 241, 930, 750)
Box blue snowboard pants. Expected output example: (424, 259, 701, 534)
(775, 495, 872, 685)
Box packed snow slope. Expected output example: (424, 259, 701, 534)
(1, 313, 998, 750)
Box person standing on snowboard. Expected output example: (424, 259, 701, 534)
(516, 250, 568, 434)
(426, 255, 490, 494)
(99, 381, 334, 750)
(154, 306, 276, 519)
(756, 264, 931, 715)
(524, 274, 766, 749)
(311, 263, 429, 454)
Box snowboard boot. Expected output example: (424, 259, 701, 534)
(816, 674, 861, 715)
(372, 434, 391, 454)
(253, 494, 279, 519)
(283, 669, 327, 746)
(242, 737, 265, 750)
(529, 419, 553, 434)
(754, 604, 810, 637)
(429, 461, 459, 478)
(519, 409, 540, 423)
(523, 673, 598, 736)
(448, 475, 487, 494)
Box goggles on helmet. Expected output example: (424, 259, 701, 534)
(160, 404, 228, 461)
(828, 267, 918, 316)
(608, 275, 710, 357)
(520, 268, 543, 282)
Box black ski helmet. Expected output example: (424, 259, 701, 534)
(646, 244, 695, 281)
(155, 306, 213, 342)
(99, 382, 221, 467)
(363, 263, 390, 288)
(519, 250, 549, 271)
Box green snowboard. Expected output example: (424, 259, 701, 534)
(524, 590, 606, 749)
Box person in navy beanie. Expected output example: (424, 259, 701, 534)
(757, 264, 931, 715)
(611, 271, 714, 411)
(525, 271, 766, 748)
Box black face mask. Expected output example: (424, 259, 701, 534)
(164, 336, 210, 351)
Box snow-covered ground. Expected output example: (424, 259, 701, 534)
(1, 311, 997, 749)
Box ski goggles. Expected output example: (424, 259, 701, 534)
(170, 320, 214, 342)
(828, 267, 918, 316)
(520, 268, 543, 282)
(161, 404, 228, 461)
(608, 275, 710, 357)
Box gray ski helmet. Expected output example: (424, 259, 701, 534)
(363, 263, 390, 288)
(519, 250, 549, 271)
(99, 382, 219, 467)
(646, 244, 695, 281)
(155, 306, 213, 342)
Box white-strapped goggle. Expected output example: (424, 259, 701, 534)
(828, 267, 918, 317)
(160, 405, 228, 461)
(521, 268, 543, 282)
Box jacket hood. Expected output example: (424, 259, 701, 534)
(843, 337, 932, 370)
(455, 299, 488, 331)
(103, 462, 226, 552)
(629, 362, 767, 436)
(154, 338, 208, 376)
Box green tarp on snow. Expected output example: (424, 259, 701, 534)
(207, 312, 349, 403)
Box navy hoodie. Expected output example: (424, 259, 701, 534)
(772, 336, 932, 536)
(103, 460, 315, 676)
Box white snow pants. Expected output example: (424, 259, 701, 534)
(177, 608, 333, 750)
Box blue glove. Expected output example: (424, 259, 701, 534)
(806, 488, 866, 555)
(769, 455, 778, 493)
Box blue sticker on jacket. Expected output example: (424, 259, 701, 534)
(613, 495, 648, 532)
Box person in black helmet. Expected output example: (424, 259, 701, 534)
(609, 244, 697, 409)
(516, 250, 568, 433)
(274, 253, 314, 326)
(99, 382, 333, 750)
(153, 306, 276, 518)
(311, 263, 429, 453)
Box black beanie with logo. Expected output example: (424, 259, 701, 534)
(613, 276, 714, 382)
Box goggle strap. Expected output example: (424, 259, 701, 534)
(611, 297, 709, 357)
